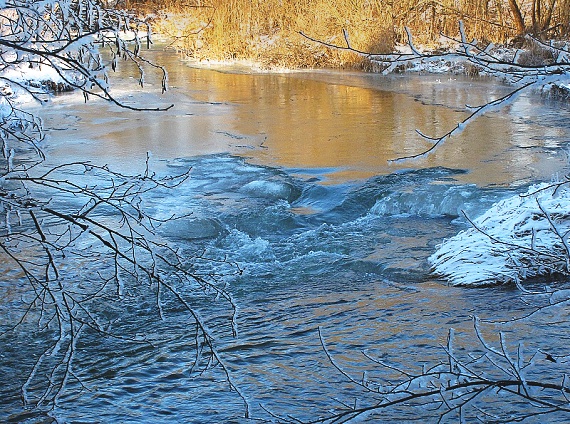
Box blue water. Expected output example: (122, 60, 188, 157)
(2, 49, 570, 423)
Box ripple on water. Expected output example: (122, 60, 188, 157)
(5, 58, 570, 422)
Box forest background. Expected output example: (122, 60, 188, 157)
(122, 0, 570, 69)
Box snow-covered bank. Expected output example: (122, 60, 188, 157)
(1, 63, 73, 98)
(541, 79, 570, 99)
(385, 40, 570, 98)
(430, 182, 570, 286)
(171, 37, 570, 98)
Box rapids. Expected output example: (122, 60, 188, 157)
(2, 47, 570, 423)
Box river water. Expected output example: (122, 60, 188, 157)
(2, 48, 570, 423)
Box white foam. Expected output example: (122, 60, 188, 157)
(369, 184, 479, 218)
(219, 229, 275, 262)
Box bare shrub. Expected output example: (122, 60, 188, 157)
(0, 0, 248, 416)
(517, 38, 557, 66)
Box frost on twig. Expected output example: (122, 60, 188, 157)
(0, 0, 171, 112)
(1, 159, 246, 412)
(430, 181, 570, 286)
(0, 1, 249, 416)
(295, 324, 570, 423)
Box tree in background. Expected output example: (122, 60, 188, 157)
(507, 0, 570, 36)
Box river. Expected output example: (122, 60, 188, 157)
(2, 47, 570, 423)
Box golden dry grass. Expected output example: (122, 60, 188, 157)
(128, 0, 570, 69)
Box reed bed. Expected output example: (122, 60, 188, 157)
(124, 0, 570, 69)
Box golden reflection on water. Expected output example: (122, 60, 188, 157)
(39, 49, 570, 187)
(170, 64, 570, 186)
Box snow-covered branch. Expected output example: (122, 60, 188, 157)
(301, 22, 570, 160)
(289, 324, 570, 423)
(0, 0, 171, 110)
(0, 1, 248, 416)
(2, 158, 246, 410)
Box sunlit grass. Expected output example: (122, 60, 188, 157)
(127, 0, 570, 69)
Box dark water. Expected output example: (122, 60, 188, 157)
(2, 48, 570, 423)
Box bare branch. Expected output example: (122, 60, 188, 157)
(0, 0, 247, 415)
(301, 22, 570, 160)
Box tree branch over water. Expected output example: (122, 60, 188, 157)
(0, 0, 247, 416)
(301, 22, 570, 160)
(288, 323, 570, 423)
(297, 21, 570, 423)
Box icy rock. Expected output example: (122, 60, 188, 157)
(239, 180, 300, 202)
(429, 182, 570, 286)
(161, 217, 226, 240)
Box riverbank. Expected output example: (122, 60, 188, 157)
(159, 35, 570, 100)
(135, 4, 570, 99)
(134, 0, 569, 70)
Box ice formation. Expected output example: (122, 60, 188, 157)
(429, 182, 570, 286)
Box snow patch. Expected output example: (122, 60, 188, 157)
(430, 182, 570, 286)
(0, 62, 77, 108)
(2, 63, 67, 86)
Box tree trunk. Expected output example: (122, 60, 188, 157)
(508, 0, 526, 34)
(542, 0, 557, 32)
(532, 0, 542, 33)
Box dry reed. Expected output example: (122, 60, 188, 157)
(125, 0, 570, 69)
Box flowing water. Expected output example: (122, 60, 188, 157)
(2, 48, 570, 423)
